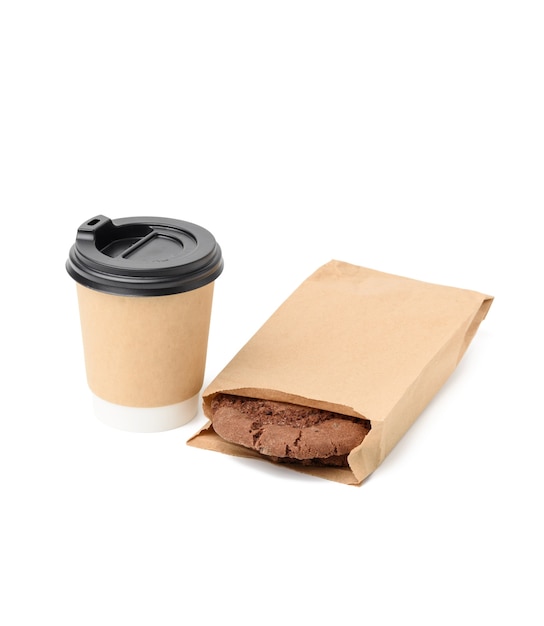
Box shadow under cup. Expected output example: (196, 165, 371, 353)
(66, 215, 224, 432)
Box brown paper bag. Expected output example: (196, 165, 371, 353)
(187, 260, 493, 485)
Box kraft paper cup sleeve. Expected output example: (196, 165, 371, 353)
(76, 282, 215, 408)
(187, 260, 493, 485)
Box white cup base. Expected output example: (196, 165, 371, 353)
(92, 393, 199, 432)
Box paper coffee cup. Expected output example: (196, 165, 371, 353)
(66, 215, 223, 432)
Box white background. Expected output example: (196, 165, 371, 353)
(1, 2, 542, 624)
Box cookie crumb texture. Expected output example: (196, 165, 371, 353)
(210, 394, 370, 467)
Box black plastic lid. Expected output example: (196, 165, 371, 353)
(66, 215, 224, 296)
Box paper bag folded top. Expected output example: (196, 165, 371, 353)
(188, 260, 493, 485)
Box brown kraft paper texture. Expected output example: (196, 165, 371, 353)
(187, 260, 493, 485)
(77, 282, 214, 407)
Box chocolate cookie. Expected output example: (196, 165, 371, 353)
(210, 394, 370, 466)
